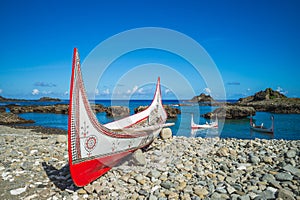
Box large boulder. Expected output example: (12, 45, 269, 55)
(203, 106, 256, 119)
(160, 128, 172, 140)
(0, 113, 35, 125)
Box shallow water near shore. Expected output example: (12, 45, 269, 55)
(12, 99, 300, 140)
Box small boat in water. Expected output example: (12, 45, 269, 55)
(191, 114, 218, 129)
(68, 48, 173, 186)
(250, 115, 274, 133)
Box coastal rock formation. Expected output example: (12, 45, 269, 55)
(134, 105, 181, 119)
(7, 104, 69, 114)
(237, 88, 300, 114)
(190, 93, 216, 104)
(238, 88, 286, 103)
(0, 96, 61, 102)
(38, 97, 61, 102)
(0, 113, 34, 124)
(0, 96, 27, 102)
(0, 106, 5, 113)
(203, 105, 256, 119)
(238, 98, 300, 114)
(7, 104, 107, 115)
(106, 106, 130, 117)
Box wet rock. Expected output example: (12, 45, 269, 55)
(203, 105, 256, 119)
(0, 113, 35, 125)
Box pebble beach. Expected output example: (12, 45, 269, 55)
(0, 125, 299, 200)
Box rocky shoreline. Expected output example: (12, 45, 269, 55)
(0, 125, 299, 200)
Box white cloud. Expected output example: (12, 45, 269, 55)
(276, 86, 288, 95)
(0, 89, 2, 94)
(132, 86, 138, 93)
(41, 90, 52, 95)
(164, 88, 171, 94)
(32, 89, 40, 95)
(203, 88, 211, 95)
(95, 88, 99, 95)
(64, 91, 69, 95)
(103, 88, 110, 95)
(137, 88, 144, 94)
(126, 85, 139, 95)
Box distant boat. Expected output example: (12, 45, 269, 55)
(68, 48, 173, 186)
(250, 115, 274, 133)
(191, 114, 218, 129)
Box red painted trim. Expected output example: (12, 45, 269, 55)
(68, 48, 77, 180)
(124, 116, 148, 128)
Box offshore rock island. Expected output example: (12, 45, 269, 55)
(194, 88, 300, 119)
(236, 88, 300, 114)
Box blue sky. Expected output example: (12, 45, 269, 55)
(0, 0, 299, 100)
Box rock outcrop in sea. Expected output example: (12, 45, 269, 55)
(106, 106, 130, 117)
(237, 88, 300, 114)
(7, 104, 107, 115)
(0, 96, 61, 102)
(0, 113, 35, 125)
(190, 93, 218, 105)
(134, 105, 181, 119)
(238, 88, 287, 103)
(203, 105, 256, 119)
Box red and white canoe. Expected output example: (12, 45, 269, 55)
(68, 48, 173, 186)
(191, 114, 218, 129)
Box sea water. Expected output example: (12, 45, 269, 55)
(9, 100, 300, 140)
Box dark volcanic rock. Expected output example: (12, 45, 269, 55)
(163, 105, 181, 118)
(238, 88, 287, 103)
(203, 105, 256, 119)
(134, 105, 181, 119)
(0, 96, 27, 102)
(190, 93, 216, 104)
(236, 88, 300, 114)
(106, 106, 130, 117)
(0, 106, 5, 113)
(0, 96, 61, 102)
(7, 104, 107, 114)
(38, 97, 61, 102)
(0, 113, 35, 124)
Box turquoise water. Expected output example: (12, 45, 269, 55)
(6, 100, 300, 140)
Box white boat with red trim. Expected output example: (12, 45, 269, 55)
(68, 48, 173, 186)
(191, 114, 218, 129)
